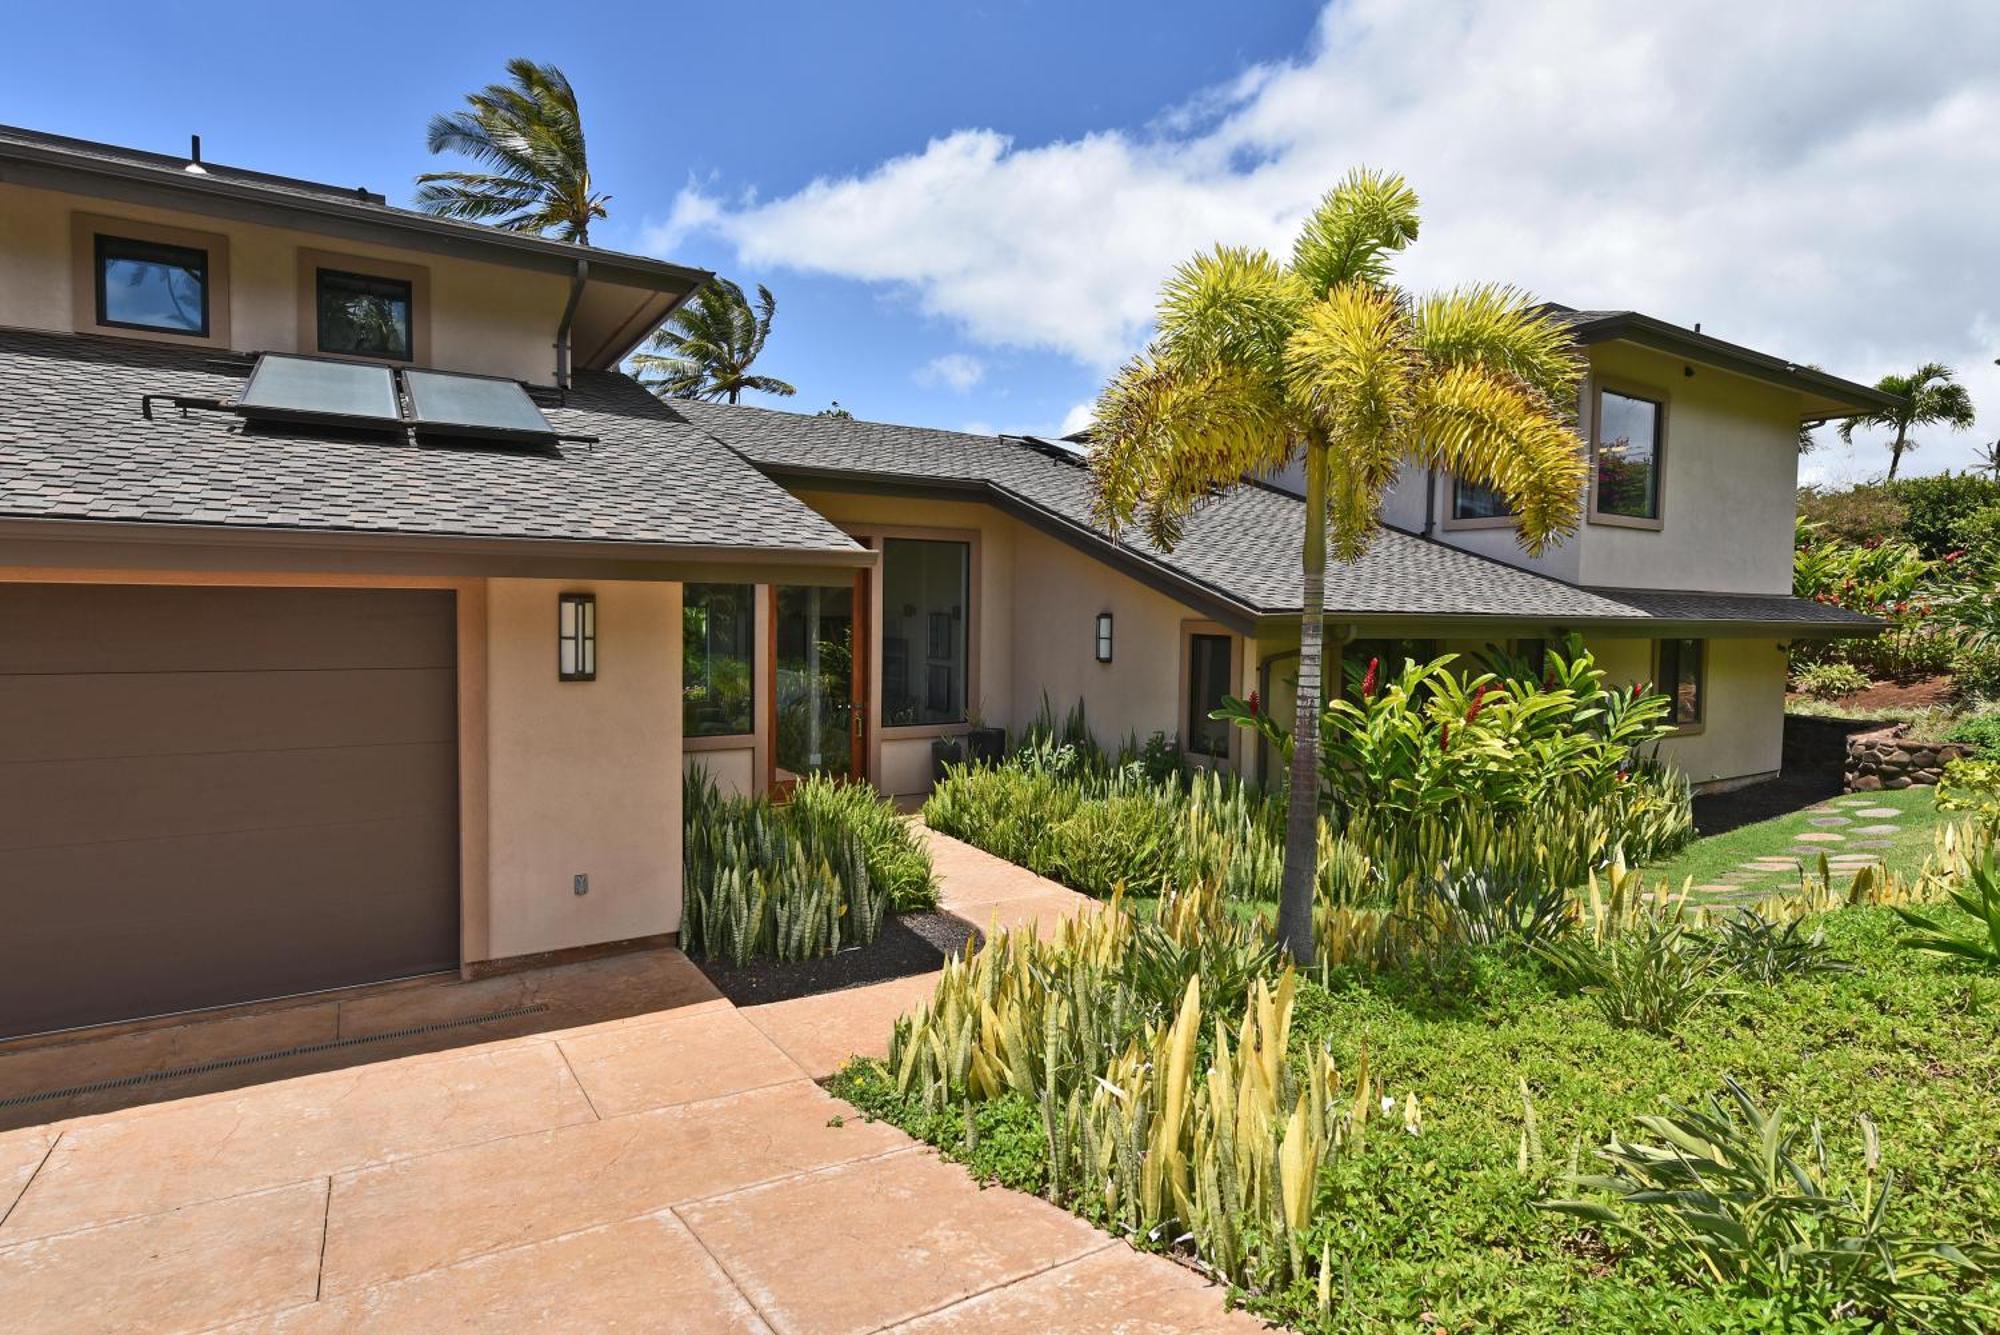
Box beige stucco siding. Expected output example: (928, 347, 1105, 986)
(0, 182, 569, 382)
(484, 577, 682, 960)
(1397, 342, 1804, 596)
(685, 744, 756, 798)
(1583, 633, 1786, 786)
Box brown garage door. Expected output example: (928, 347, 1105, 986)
(0, 584, 459, 1039)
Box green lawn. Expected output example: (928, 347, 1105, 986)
(1641, 784, 1949, 907)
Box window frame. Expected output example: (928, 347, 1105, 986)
(682, 583, 759, 741)
(871, 527, 980, 741)
(1179, 621, 1242, 766)
(1654, 636, 1706, 732)
(295, 248, 430, 366)
(315, 266, 416, 363)
(93, 234, 211, 338)
(1587, 377, 1670, 531)
(71, 213, 232, 348)
(1442, 474, 1519, 531)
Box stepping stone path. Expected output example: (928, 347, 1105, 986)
(1682, 797, 1912, 907)
(1794, 831, 1845, 842)
(1852, 807, 1901, 818)
(1807, 816, 1851, 827)
(1851, 824, 1902, 835)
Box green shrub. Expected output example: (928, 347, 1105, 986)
(1796, 482, 1909, 546)
(1895, 851, 2000, 971)
(1943, 711, 2000, 752)
(1532, 914, 1731, 1034)
(1888, 471, 2000, 559)
(1936, 757, 2000, 832)
(682, 767, 931, 964)
(789, 773, 938, 910)
(1044, 791, 1177, 897)
(1700, 909, 1853, 985)
(1546, 1079, 1995, 1329)
(1952, 647, 2000, 704)
(1791, 660, 1871, 700)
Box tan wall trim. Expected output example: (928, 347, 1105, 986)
(295, 246, 432, 366)
(1587, 372, 1671, 532)
(70, 209, 232, 349)
(682, 733, 753, 752)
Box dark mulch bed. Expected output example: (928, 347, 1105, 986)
(1693, 770, 1844, 838)
(689, 911, 980, 1007)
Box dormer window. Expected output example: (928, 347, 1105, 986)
(94, 234, 210, 337)
(1590, 384, 1666, 527)
(316, 268, 413, 360)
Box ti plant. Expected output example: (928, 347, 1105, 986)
(1545, 1079, 1995, 1330)
(1895, 850, 2000, 972)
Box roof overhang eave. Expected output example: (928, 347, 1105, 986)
(1570, 313, 1901, 418)
(0, 141, 711, 295)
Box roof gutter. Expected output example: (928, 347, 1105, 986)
(1567, 312, 1900, 416)
(554, 258, 588, 390)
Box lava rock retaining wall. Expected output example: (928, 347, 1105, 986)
(1845, 725, 1972, 792)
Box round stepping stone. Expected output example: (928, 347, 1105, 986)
(1794, 831, 1845, 843)
(1852, 824, 1902, 835)
(1850, 839, 1894, 849)
(1807, 816, 1852, 827)
(1851, 807, 1900, 818)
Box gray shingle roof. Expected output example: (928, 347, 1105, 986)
(672, 399, 1873, 632)
(0, 329, 860, 555)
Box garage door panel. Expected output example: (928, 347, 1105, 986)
(0, 668, 457, 763)
(0, 585, 455, 674)
(0, 742, 457, 852)
(0, 818, 458, 1038)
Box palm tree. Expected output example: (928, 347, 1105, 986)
(1088, 169, 1586, 963)
(1976, 440, 2000, 480)
(416, 59, 608, 244)
(632, 279, 797, 404)
(1837, 363, 1975, 481)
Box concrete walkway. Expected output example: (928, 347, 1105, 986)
(0, 831, 1258, 1333)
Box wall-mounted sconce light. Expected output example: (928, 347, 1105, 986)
(558, 592, 596, 681)
(1094, 611, 1114, 663)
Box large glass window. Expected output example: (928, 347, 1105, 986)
(1187, 634, 1234, 757)
(95, 234, 208, 336)
(317, 268, 413, 360)
(881, 539, 969, 727)
(1451, 478, 1515, 521)
(1594, 388, 1664, 521)
(683, 584, 756, 737)
(1658, 637, 1704, 726)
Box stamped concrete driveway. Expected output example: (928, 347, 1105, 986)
(0, 833, 1261, 1333)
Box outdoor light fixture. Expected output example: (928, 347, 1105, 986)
(1094, 611, 1114, 663)
(558, 592, 596, 681)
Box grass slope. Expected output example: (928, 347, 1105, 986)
(1645, 786, 1946, 901)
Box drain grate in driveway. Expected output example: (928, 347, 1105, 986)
(0, 1003, 553, 1110)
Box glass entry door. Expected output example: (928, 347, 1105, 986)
(770, 577, 867, 792)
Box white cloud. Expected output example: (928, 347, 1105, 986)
(915, 352, 985, 392)
(670, 0, 2000, 476)
(1058, 400, 1096, 437)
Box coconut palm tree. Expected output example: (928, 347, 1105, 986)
(416, 59, 608, 244)
(1088, 169, 1587, 963)
(1837, 363, 1975, 481)
(1978, 441, 2000, 480)
(633, 278, 797, 404)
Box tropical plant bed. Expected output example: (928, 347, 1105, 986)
(690, 909, 978, 1006)
(831, 899, 2000, 1331)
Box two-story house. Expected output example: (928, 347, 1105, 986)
(0, 124, 1881, 1043)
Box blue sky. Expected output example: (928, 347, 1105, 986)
(8, 2, 1998, 475)
(4, 0, 1319, 433)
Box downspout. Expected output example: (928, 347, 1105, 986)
(1423, 467, 1438, 539)
(553, 257, 589, 391)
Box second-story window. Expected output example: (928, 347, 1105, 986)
(95, 235, 209, 337)
(317, 268, 413, 360)
(1451, 478, 1516, 522)
(1592, 387, 1665, 524)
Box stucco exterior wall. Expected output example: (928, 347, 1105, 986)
(685, 744, 756, 798)
(1415, 343, 1803, 596)
(0, 181, 569, 382)
(1582, 633, 1786, 785)
(484, 577, 682, 959)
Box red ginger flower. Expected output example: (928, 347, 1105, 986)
(1247, 690, 1261, 716)
(1466, 683, 1489, 723)
(1439, 721, 1451, 751)
(1361, 657, 1380, 699)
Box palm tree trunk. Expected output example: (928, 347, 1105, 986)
(1276, 437, 1326, 965)
(1888, 422, 1909, 480)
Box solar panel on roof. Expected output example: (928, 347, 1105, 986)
(235, 354, 401, 430)
(402, 369, 557, 446)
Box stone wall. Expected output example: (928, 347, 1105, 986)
(1845, 724, 1971, 792)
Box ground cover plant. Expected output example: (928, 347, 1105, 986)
(681, 767, 936, 964)
(834, 835, 2000, 1331)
